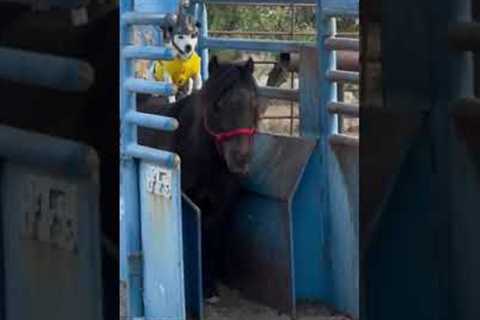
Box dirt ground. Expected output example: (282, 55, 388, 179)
(204, 285, 352, 320)
(121, 283, 353, 320)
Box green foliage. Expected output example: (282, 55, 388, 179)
(208, 6, 292, 33)
(207, 5, 358, 36)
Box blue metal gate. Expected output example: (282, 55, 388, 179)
(119, 1, 203, 319)
(120, 0, 359, 319)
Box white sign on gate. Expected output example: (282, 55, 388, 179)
(146, 166, 173, 199)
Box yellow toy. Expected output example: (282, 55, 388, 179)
(147, 12, 203, 103)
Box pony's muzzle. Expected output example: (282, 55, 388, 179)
(231, 153, 250, 176)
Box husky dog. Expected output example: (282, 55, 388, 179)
(147, 14, 202, 103)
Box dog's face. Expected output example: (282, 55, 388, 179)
(167, 16, 201, 60)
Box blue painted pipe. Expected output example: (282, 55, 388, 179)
(125, 143, 180, 168)
(199, 3, 209, 80)
(121, 12, 177, 27)
(135, 0, 179, 13)
(124, 78, 177, 96)
(0, 47, 94, 92)
(326, 70, 360, 84)
(124, 110, 179, 131)
(123, 45, 176, 60)
(0, 125, 98, 178)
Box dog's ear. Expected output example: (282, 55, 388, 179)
(208, 55, 220, 75)
(195, 21, 202, 29)
(245, 57, 254, 74)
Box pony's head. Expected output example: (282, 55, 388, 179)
(202, 56, 260, 176)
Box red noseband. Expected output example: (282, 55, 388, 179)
(203, 107, 256, 149)
(212, 127, 256, 144)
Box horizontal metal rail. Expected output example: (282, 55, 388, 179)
(209, 31, 358, 38)
(258, 86, 299, 101)
(123, 46, 175, 60)
(0, 125, 98, 178)
(121, 12, 176, 27)
(327, 102, 359, 117)
(329, 133, 359, 147)
(124, 78, 176, 96)
(124, 143, 180, 168)
(200, 37, 313, 52)
(325, 37, 359, 51)
(448, 22, 480, 51)
(0, 47, 94, 92)
(326, 70, 359, 84)
(260, 115, 299, 120)
(337, 51, 360, 72)
(125, 111, 179, 131)
(193, 0, 316, 5)
(196, 0, 359, 16)
(210, 30, 317, 37)
(323, 7, 358, 17)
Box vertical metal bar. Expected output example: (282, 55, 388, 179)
(315, 0, 336, 271)
(290, 3, 296, 135)
(120, 0, 144, 318)
(200, 3, 210, 80)
(337, 82, 344, 132)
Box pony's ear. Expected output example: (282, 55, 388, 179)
(208, 55, 220, 75)
(245, 57, 254, 74)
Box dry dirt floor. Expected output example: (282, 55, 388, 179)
(204, 285, 353, 320)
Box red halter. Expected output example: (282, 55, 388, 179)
(202, 106, 256, 148)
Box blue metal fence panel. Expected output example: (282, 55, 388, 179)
(226, 133, 316, 318)
(328, 143, 359, 316)
(120, 0, 143, 316)
(120, 1, 191, 319)
(366, 0, 474, 319)
(139, 161, 186, 319)
(0, 125, 102, 320)
(296, 45, 334, 302)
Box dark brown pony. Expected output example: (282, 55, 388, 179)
(138, 56, 260, 299)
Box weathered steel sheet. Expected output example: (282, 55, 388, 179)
(139, 161, 186, 319)
(225, 133, 316, 317)
(0, 126, 102, 320)
(182, 194, 203, 320)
